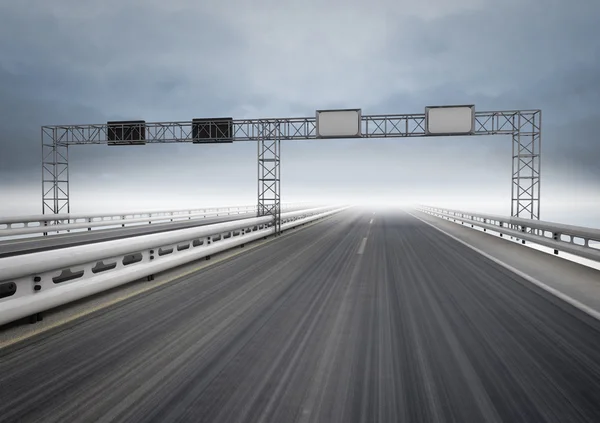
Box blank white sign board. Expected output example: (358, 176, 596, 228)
(426, 106, 474, 135)
(316, 109, 361, 138)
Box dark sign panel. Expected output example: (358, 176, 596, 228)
(192, 118, 233, 143)
(107, 120, 146, 145)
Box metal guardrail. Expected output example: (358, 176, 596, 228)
(0, 206, 347, 326)
(0, 203, 307, 238)
(416, 205, 600, 262)
(0, 206, 252, 226)
(0, 209, 254, 237)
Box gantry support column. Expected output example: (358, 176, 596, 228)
(474, 109, 542, 221)
(257, 121, 281, 234)
(42, 127, 70, 215)
(511, 111, 541, 221)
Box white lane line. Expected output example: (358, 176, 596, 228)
(408, 211, 600, 322)
(358, 237, 367, 255)
(370, 219, 373, 224)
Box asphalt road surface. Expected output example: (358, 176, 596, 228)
(1, 209, 599, 422)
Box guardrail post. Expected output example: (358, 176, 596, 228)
(29, 312, 43, 324)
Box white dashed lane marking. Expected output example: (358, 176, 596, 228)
(358, 237, 367, 255)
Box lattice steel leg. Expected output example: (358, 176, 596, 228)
(511, 111, 541, 220)
(42, 127, 70, 215)
(257, 123, 281, 234)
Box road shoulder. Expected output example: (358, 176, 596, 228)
(409, 209, 600, 318)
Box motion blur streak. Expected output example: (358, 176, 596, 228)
(1, 209, 599, 423)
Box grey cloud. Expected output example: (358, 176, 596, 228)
(0, 1, 247, 119)
(385, 0, 600, 93)
(0, 67, 108, 174)
(544, 115, 600, 180)
(1, 0, 599, 216)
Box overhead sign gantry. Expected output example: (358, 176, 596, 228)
(41, 105, 541, 233)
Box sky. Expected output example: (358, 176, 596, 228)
(0, 0, 599, 226)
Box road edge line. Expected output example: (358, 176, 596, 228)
(407, 210, 600, 322)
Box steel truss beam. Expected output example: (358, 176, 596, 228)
(41, 110, 542, 229)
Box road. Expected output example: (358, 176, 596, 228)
(1, 209, 599, 422)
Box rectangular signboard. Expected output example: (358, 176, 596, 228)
(192, 118, 233, 143)
(425, 105, 475, 135)
(316, 109, 362, 138)
(107, 120, 146, 145)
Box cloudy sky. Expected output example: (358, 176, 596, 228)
(0, 0, 599, 225)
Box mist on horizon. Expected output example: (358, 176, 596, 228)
(2, 134, 598, 228)
(0, 0, 598, 228)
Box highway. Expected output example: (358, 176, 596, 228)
(0, 212, 257, 258)
(1, 209, 599, 423)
